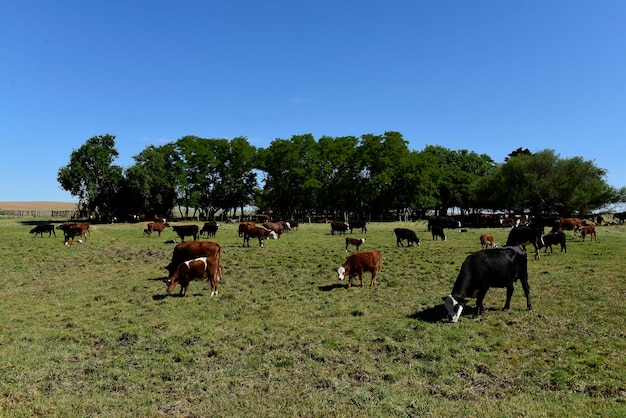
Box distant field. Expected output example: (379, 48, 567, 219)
(0, 218, 625, 416)
(0, 201, 77, 210)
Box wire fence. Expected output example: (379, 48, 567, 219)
(0, 210, 79, 218)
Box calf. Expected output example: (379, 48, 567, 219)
(143, 222, 171, 237)
(431, 225, 446, 241)
(443, 246, 531, 322)
(480, 234, 497, 249)
(172, 225, 199, 242)
(29, 224, 56, 237)
(505, 225, 544, 260)
(199, 221, 220, 238)
(336, 250, 382, 289)
(580, 225, 597, 242)
(393, 228, 420, 247)
(345, 237, 365, 252)
(543, 232, 567, 253)
(165, 256, 220, 297)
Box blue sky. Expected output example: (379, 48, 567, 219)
(1, 1, 625, 202)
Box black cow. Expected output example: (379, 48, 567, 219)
(443, 246, 531, 322)
(428, 216, 460, 231)
(330, 222, 349, 236)
(393, 228, 420, 247)
(349, 220, 367, 234)
(505, 225, 544, 260)
(199, 222, 220, 238)
(543, 232, 567, 253)
(172, 225, 199, 242)
(430, 225, 446, 241)
(29, 224, 56, 237)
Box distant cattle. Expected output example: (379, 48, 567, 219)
(57, 222, 90, 242)
(172, 225, 199, 242)
(443, 246, 531, 322)
(143, 222, 171, 237)
(199, 221, 220, 238)
(614, 211, 626, 224)
(394, 228, 420, 247)
(240, 224, 278, 247)
(505, 226, 544, 260)
(255, 214, 271, 223)
(336, 250, 382, 288)
(330, 222, 349, 236)
(501, 217, 519, 228)
(165, 256, 221, 297)
(480, 234, 497, 249)
(345, 237, 366, 252)
(262, 221, 291, 238)
(478, 214, 502, 228)
(553, 217, 583, 235)
(430, 225, 446, 241)
(428, 216, 460, 231)
(165, 241, 222, 277)
(29, 224, 56, 237)
(543, 232, 567, 253)
(580, 225, 597, 242)
(287, 220, 299, 231)
(349, 220, 367, 234)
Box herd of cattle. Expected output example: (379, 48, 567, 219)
(28, 213, 609, 322)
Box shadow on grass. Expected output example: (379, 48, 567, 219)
(409, 304, 449, 323)
(318, 283, 347, 291)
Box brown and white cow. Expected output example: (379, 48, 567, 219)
(143, 222, 171, 237)
(57, 222, 90, 242)
(165, 241, 222, 278)
(241, 224, 278, 247)
(336, 250, 382, 289)
(345, 237, 365, 252)
(480, 234, 498, 249)
(262, 221, 291, 238)
(552, 217, 583, 235)
(165, 256, 220, 297)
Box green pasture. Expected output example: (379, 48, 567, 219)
(0, 217, 625, 417)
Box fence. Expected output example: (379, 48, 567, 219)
(0, 210, 79, 218)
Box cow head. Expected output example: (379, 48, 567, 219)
(443, 295, 464, 323)
(165, 275, 178, 293)
(337, 266, 347, 281)
(360, 238, 366, 244)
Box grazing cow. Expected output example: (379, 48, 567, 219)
(330, 222, 349, 236)
(172, 225, 199, 242)
(428, 216, 461, 231)
(394, 228, 420, 247)
(165, 241, 222, 277)
(501, 217, 519, 228)
(262, 221, 291, 238)
(29, 224, 56, 237)
(345, 237, 366, 252)
(431, 225, 446, 241)
(505, 226, 544, 260)
(143, 222, 171, 237)
(543, 232, 567, 253)
(443, 246, 531, 322)
(57, 222, 90, 242)
(165, 256, 220, 297)
(349, 220, 367, 234)
(552, 217, 583, 235)
(580, 225, 597, 242)
(336, 250, 382, 288)
(480, 234, 498, 249)
(199, 221, 220, 238)
(241, 224, 278, 247)
(238, 221, 256, 237)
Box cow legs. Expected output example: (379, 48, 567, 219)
(474, 288, 489, 317)
(502, 284, 514, 311)
(370, 270, 377, 286)
(520, 279, 532, 311)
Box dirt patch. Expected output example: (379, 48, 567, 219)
(0, 201, 78, 210)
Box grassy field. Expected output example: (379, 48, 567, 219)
(0, 217, 625, 417)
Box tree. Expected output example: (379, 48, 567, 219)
(57, 134, 123, 218)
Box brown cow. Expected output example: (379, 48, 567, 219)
(165, 256, 220, 297)
(580, 225, 597, 242)
(143, 222, 171, 237)
(345, 237, 365, 252)
(57, 222, 90, 242)
(336, 250, 382, 289)
(480, 234, 498, 249)
(165, 241, 222, 277)
(262, 221, 291, 238)
(553, 217, 583, 235)
(172, 225, 199, 242)
(238, 222, 256, 237)
(241, 224, 278, 247)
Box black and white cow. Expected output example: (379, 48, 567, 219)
(393, 228, 420, 247)
(443, 246, 531, 322)
(505, 225, 544, 260)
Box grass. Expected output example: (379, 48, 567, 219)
(0, 217, 625, 417)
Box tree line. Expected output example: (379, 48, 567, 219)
(57, 133, 626, 221)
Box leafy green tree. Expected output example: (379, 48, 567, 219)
(57, 134, 123, 218)
(214, 137, 258, 219)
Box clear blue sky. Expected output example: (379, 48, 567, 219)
(1, 1, 625, 202)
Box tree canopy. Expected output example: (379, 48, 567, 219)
(58, 133, 625, 220)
